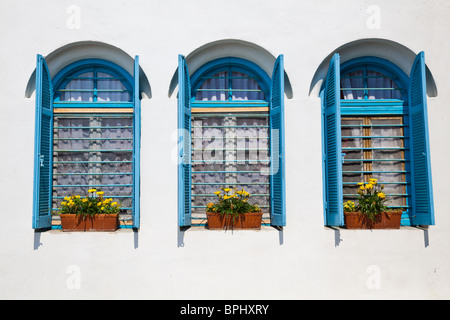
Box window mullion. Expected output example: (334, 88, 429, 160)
(93, 69, 98, 102)
(363, 68, 368, 100)
(228, 67, 232, 101)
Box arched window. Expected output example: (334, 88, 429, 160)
(178, 56, 286, 228)
(32, 56, 142, 230)
(321, 53, 434, 227)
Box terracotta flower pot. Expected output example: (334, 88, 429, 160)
(91, 214, 119, 231)
(60, 214, 119, 231)
(344, 211, 402, 229)
(206, 211, 263, 230)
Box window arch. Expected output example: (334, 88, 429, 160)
(32, 55, 142, 230)
(178, 55, 286, 228)
(340, 59, 408, 101)
(52, 59, 134, 104)
(321, 53, 434, 228)
(190, 57, 270, 102)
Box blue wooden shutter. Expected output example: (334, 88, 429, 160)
(409, 52, 435, 225)
(32, 54, 53, 229)
(269, 55, 286, 227)
(323, 53, 344, 226)
(178, 55, 192, 227)
(132, 55, 141, 229)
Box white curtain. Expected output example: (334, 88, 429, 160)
(60, 72, 94, 101)
(191, 116, 270, 215)
(97, 72, 130, 102)
(195, 71, 265, 101)
(60, 72, 130, 102)
(53, 116, 133, 211)
(341, 70, 402, 100)
(341, 118, 406, 208)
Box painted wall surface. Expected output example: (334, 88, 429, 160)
(1, 0, 450, 299)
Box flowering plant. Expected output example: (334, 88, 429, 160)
(58, 189, 120, 217)
(344, 179, 389, 222)
(206, 188, 261, 218)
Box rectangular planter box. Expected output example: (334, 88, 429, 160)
(206, 211, 263, 230)
(344, 211, 402, 229)
(60, 214, 119, 232)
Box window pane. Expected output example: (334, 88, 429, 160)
(366, 71, 401, 100)
(341, 117, 407, 208)
(195, 71, 265, 101)
(342, 118, 364, 199)
(60, 72, 94, 102)
(58, 71, 131, 102)
(97, 72, 131, 102)
(191, 115, 270, 222)
(231, 71, 265, 100)
(53, 115, 134, 218)
(341, 70, 402, 100)
(195, 72, 229, 101)
(341, 71, 365, 99)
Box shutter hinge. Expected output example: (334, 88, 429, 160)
(39, 155, 45, 167)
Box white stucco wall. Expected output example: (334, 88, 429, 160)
(1, 0, 450, 299)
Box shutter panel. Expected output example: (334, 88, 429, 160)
(178, 55, 192, 227)
(323, 53, 344, 226)
(32, 54, 53, 229)
(132, 55, 141, 229)
(409, 52, 435, 225)
(269, 55, 286, 227)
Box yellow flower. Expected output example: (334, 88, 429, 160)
(101, 207, 104, 211)
(377, 192, 386, 199)
(97, 191, 104, 196)
(214, 191, 221, 196)
(366, 183, 373, 189)
(359, 186, 365, 191)
(97, 202, 102, 206)
(357, 182, 364, 186)
(112, 202, 117, 206)
(75, 195, 81, 199)
(88, 189, 97, 193)
(223, 188, 231, 193)
(61, 201, 67, 206)
(223, 195, 231, 200)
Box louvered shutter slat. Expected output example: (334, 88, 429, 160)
(32, 54, 53, 229)
(178, 55, 192, 227)
(132, 56, 141, 229)
(409, 52, 435, 225)
(269, 55, 286, 227)
(324, 53, 344, 226)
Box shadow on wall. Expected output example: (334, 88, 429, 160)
(25, 41, 152, 99)
(308, 38, 438, 98)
